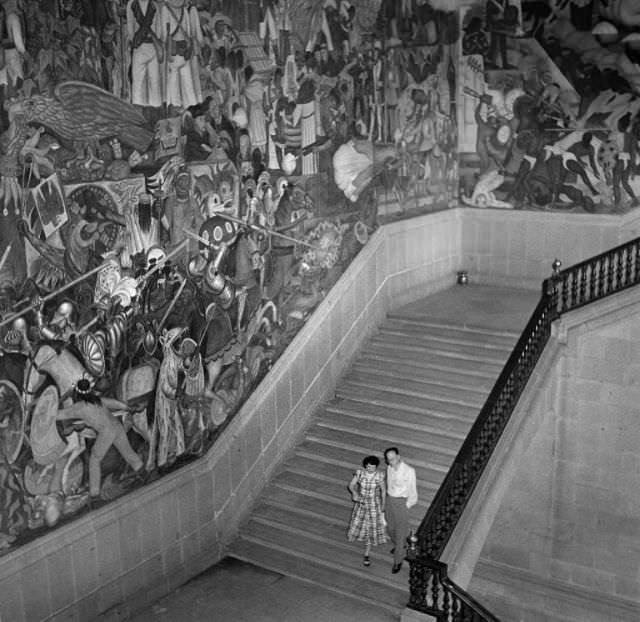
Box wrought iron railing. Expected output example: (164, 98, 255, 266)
(407, 551, 501, 622)
(407, 236, 640, 619)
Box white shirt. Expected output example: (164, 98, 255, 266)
(387, 460, 418, 509)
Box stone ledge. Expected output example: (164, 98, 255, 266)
(473, 558, 640, 621)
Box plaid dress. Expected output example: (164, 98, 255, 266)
(347, 469, 388, 545)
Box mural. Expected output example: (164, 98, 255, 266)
(3, 0, 637, 557)
(458, 0, 640, 213)
(0, 0, 460, 554)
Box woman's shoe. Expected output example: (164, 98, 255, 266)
(363, 555, 371, 566)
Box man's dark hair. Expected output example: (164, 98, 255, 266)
(384, 447, 399, 458)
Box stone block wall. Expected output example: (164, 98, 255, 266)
(467, 289, 640, 622)
(461, 209, 633, 290)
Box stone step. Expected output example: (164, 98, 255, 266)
(385, 315, 520, 341)
(352, 358, 496, 393)
(292, 440, 449, 490)
(316, 409, 464, 453)
(376, 321, 516, 347)
(380, 320, 518, 351)
(259, 485, 353, 526)
(341, 370, 487, 407)
(260, 483, 431, 539)
(335, 384, 480, 421)
(238, 518, 407, 587)
(242, 515, 406, 581)
(230, 536, 408, 615)
(307, 421, 458, 467)
(359, 344, 504, 378)
(252, 495, 422, 544)
(324, 398, 471, 437)
(369, 333, 511, 363)
(258, 484, 425, 532)
(285, 451, 442, 503)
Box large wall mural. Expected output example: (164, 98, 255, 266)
(458, 0, 640, 213)
(2, 0, 637, 556)
(0, 0, 460, 554)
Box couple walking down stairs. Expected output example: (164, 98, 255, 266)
(229, 285, 537, 616)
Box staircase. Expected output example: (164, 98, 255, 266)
(229, 306, 520, 615)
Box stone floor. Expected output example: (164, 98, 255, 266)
(127, 284, 540, 622)
(129, 557, 399, 622)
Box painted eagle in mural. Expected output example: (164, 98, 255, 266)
(12, 81, 154, 152)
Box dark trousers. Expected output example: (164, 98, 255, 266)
(386, 495, 409, 565)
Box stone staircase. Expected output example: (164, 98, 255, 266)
(229, 309, 520, 615)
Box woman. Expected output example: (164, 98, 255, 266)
(347, 455, 387, 566)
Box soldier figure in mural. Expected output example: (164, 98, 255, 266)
(160, 0, 203, 110)
(127, 0, 164, 108)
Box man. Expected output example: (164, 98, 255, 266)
(57, 379, 144, 500)
(385, 446, 418, 573)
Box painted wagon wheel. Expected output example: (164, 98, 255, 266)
(0, 380, 26, 463)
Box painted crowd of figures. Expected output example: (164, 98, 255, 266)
(1, 0, 640, 555)
(0, 0, 462, 555)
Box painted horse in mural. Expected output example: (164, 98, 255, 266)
(185, 217, 279, 405)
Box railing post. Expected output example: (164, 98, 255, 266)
(545, 258, 562, 317)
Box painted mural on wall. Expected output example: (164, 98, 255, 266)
(0, 1, 460, 554)
(458, 0, 640, 213)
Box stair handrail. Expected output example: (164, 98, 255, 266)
(407, 235, 640, 619)
(407, 550, 502, 622)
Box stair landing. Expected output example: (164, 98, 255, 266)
(396, 284, 539, 333)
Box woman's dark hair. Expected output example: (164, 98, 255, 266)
(362, 455, 380, 468)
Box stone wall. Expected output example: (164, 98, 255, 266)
(467, 288, 640, 622)
(461, 208, 637, 290)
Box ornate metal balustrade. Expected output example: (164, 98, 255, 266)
(407, 236, 640, 620)
(407, 550, 501, 622)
